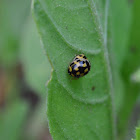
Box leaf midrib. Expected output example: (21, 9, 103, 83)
(87, 0, 115, 138)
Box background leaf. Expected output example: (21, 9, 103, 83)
(117, 0, 140, 139)
(0, 101, 29, 140)
(19, 17, 52, 140)
(0, 0, 31, 67)
(33, 0, 115, 139)
(109, 0, 133, 113)
(131, 68, 140, 83)
(132, 127, 140, 140)
(20, 16, 51, 96)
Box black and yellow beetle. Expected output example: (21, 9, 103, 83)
(68, 54, 91, 78)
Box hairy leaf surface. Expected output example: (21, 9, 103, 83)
(33, 0, 115, 139)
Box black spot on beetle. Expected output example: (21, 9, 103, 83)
(83, 56, 87, 59)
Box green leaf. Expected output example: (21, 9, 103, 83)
(20, 17, 51, 140)
(109, 0, 133, 113)
(47, 72, 115, 140)
(20, 17, 51, 96)
(0, 0, 31, 67)
(110, 0, 132, 70)
(33, 0, 115, 139)
(0, 101, 29, 140)
(117, 0, 140, 139)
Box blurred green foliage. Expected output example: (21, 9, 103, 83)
(0, 0, 31, 67)
(132, 127, 140, 140)
(20, 17, 51, 97)
(0, 0, 51, 140)
(0, 101, 29, 140)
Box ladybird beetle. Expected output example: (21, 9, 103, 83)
(68, 54, 91, 78)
